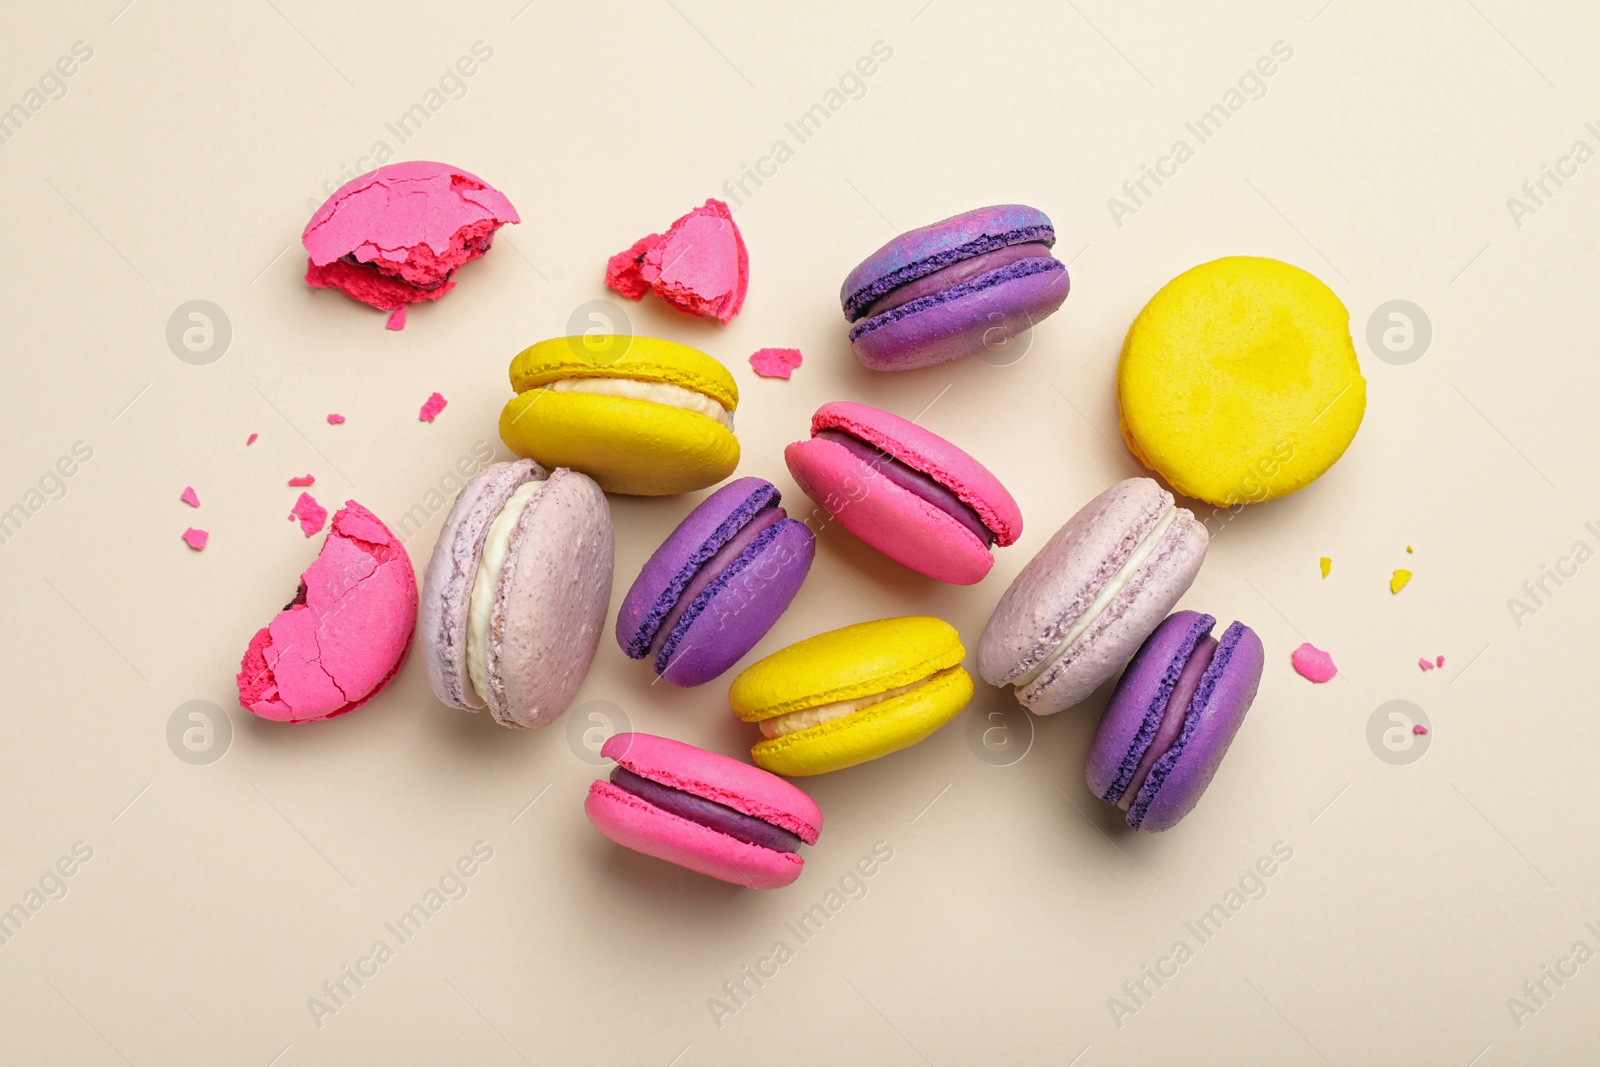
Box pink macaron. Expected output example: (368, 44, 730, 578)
(784, 401, 1022, 584)
(585, 733, 822, 889)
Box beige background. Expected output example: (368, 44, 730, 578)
(3, 0, 1597, 1063)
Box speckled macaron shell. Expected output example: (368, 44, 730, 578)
(840, 205, 1069, 372)
(481, 467, 615, 727)
(418, 459, 547, 711)
(785, 402, 1022, 585)
(977, 478, 1208, 715)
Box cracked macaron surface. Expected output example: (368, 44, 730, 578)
(840, 204, 1069, 371)
(302, 160, 518, 328)
(237, 501, 417, 724)
(605, 199, 748, 323)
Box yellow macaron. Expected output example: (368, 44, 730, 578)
(499, 335, 740, 496)
(1118, 256, 1366, 508)
(729, 617, 973, 776)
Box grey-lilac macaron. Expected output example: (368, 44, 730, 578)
(978, 478, 1208, 715)
(418, 459, 614, 728)
(1086, 611, 1264, 831)
(615, 477, 814, 687)
(840, 204, 1070, 371)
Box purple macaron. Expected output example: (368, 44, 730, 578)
(840, 204, 1070, 371)
(616, 477, 815, 687)
(1086, 611, 1264, 832)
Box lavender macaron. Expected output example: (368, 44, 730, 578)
(1086, 611, 1264, 832)
(840, 204, 1070, 371)
(616, 477, 815, 687)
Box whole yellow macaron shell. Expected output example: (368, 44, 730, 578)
(730, 617, 972, 776)
(499, 335, 739, 496)
(1118, 257, 1366, 507)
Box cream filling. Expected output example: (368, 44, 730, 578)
(1016, 506, 1178, 688)
(465, 479, 546, 702)
(543, 377, 733, 430)
(758, 678, 927, 739)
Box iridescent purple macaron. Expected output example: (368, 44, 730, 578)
(840, 204, 1070, 371)
(1085, 611, 1264, 832)
(616, 477, 815, 687)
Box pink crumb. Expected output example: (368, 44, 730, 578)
(288, 474, 315, 487)
(749, 348, 803, 379)
(1291, 642, 1338, 683)
(418, 391, 448, 422)
(1418, 657, 1434, 672)
(605, 199, 748, 323)
(1436, 654, 1444, 668)
(246, 433, 258, 445)
(1413, 725, 1429, 735)
(386, 307, 406, 331)
(326, 413, 345, 425)
(289, 492, 328, 537)
(180, 486, 200, 508)
(182, 527, 209, 551)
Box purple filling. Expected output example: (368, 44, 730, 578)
(1116, 636, 1216, 811)
(815, 429, 994, 546)
(864, 243, 1054, 317)
(648, 507, 785, 664)
(848, 258, 1066, 342)
(609, 767, 803, 853)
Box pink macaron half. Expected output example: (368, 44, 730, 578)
(585, 733, 822, 889)
(784, 401, 1022, 585)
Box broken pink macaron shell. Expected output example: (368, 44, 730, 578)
(180, 486, 200, 507)
(288, 474, 315, 487)
(302, 160, 519, 329)
(290, 492, 328, 537)
(606, 199, 748, 323)
(182, 527, 209, 551)
(1291, 642, 1337, 683)
(749, 348, 803, 379)
(237, 501, 417, 724)
(418, 391, 448, 422)
(327, 413, 345, 425)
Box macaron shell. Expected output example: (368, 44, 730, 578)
(418, 459, 546, 710)
(499, 390, 738, 496)
(810, 401, 1022, 545)
(509, 336, 739, 412)
(786, 436, 994, 584)
(302, 160, 519, 266)
(850, 263, 1069, 372)
(979, 478, 1175, 687)
(660, 519, 816, 687)
(482, 469, 613, 727)
(585, 781, 804, 889)
(750, 666, 974, 776)
(1118, 256, 1366, 506)
(1131, 623, 1264, 832)
(603, 732, 822, 840)
(730, 616, 966, 720)
(1085, 610, 1214, 800)
(1016, 510, 1207, 714)
(841, 204, 1055, 318)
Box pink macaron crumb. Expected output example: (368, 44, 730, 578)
(386, 307, 406, 331)
(326, 413, 345, 425)
(750, 348, 803, 379)
(1413, 724, 1429, 735)
(605, 199, 748, 323)
(1291, 642, 1337, 683)
(180, 486, 200, 508)
(290, 492, 328, 537)
(246, 433, 258, 445)
(418, 391, 448, 422)
(1436, 654, 1444, 668)
(1418, 657, 1434, 671)
(288, 474, 315, 487)
(182, 527, 209, 551)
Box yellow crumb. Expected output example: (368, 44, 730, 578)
(1390, 569, 1413, 594)
(1406, 545, 1414, 553)
(1319, 557, 1331, 579)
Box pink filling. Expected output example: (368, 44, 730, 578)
(864, 242, 1055, 318)
(1118, 635, 1217, 811)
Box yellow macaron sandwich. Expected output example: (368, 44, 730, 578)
(728, 617, 973, 776)
(499, 335, 740, 496)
